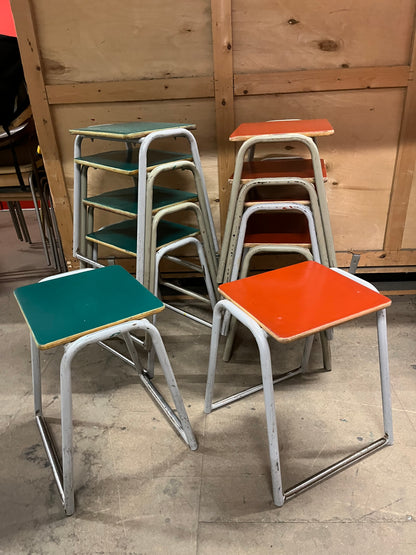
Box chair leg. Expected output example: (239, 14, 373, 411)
(14, 202, 32, 243)
(7, 202, 24, 241)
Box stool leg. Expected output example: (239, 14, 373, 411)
(144, 321, 198, 451)
(60, 344, 75, 515)
(204, 300, 285, 505)
(377, 309, 393, 444)
(30, 335, 42, 415)
(257, 326, 285, 506)
(204, 302, 224, 413)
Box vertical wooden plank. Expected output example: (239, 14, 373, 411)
(210, 0, 235, 234)
(384, 14, 416, 251)
(10, 0, 74, 262)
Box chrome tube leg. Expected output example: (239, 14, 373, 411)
(30, 335, 42, 415)
(144, 321, 197, 450)
(59, 345, 75, 516)
(14, 202, 32, 243)
(377, 309, 393, 444)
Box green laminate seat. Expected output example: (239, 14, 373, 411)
(74, 148, 192, 175)
(69, 121, 195, 140)
(86, 219, 199, 256)
(83, 186, 198, 218)
(14, 265, 164, 349)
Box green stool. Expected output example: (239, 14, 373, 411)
(14, 265, 197, 516)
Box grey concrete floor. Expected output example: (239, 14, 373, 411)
(0, 210, 415, 554)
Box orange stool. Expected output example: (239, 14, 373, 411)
(204, 261, 393, 506)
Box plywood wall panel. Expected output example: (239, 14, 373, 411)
(33, 0, 213, 84)
(402, 168, 416, 249)
(232, 0, 415, 73)
(11, 0, 416, 271)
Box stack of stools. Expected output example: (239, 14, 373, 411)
(217, 118, 336, 285)
(70, 122, 219, 327)
(217, 119, 336, 364)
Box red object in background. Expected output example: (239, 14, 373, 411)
(0, 0, 17, 37)
(0, 1, 35, 211)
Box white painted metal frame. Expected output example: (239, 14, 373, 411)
(217, 133, 336, 284)
(204, 270, 393, 507)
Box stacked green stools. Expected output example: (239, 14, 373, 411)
(70, 122, 218, 327)
(14, 265, 197, 516)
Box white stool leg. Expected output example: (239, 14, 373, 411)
(204, 300, 285, 506)
(60, 343, 76, 515)
(143, 320, 198, 451)
(377, 309, 393, 444)
(30, 335, 42, 415)
(204, 301, 225, 413)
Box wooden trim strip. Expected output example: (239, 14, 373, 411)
(46, 76, 215, 105)
(336, 249, 416, 269)
(211, 0, 236, 233)
(234, 66, 410, 96)
(10, 0, 74, 262)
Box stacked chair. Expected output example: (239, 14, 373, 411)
(70, 122, 219, 327)
(0, 109, 66, 271)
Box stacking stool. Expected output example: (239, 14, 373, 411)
(14, 265, 197, 515)
(204, 261, 393, 507)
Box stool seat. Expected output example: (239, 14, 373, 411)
(229, 118, 334, 141)
(219, 261, 391, 342)
(14, 265, 164, 349)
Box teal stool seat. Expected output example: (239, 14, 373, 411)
(14, 266, 197, 516)
(84, 186, 198, 218)
(75, 149, 192, 175)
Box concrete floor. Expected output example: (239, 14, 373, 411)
(0, 210, 415, 554)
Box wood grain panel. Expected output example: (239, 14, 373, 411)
(33, 0, 213, 84)
(211, 0, 236, 233)
(232, 0, 415, 73)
